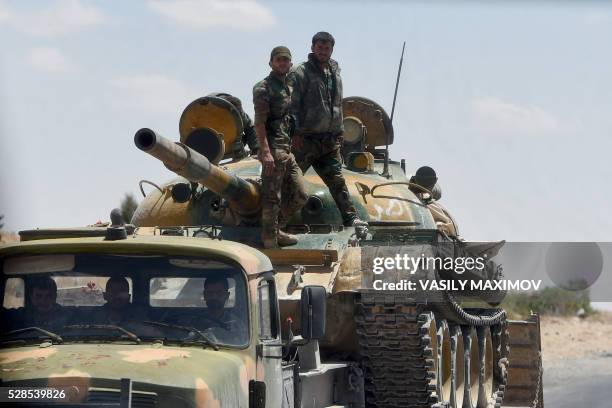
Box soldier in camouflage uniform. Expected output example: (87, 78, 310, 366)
(253, 46, 308, 249)
(288, 32, 367, 227)
(210, 92, 259, 159)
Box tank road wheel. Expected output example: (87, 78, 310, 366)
(477, 327, 494, 408)
(424, 312, 440, 402)
(450, 325, 465, 408)
(436, 319, 453, 405)
(461, 326, 480, 408)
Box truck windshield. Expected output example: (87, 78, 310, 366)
(1, 254, 249, 348)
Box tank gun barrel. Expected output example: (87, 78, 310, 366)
(134, 128, 260, 215)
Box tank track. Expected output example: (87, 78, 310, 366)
(355, 290, 510, 408)
(355, 292, 438, 408)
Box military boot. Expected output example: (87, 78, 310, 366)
(346, 217, 369, 227)
(277, 230, 298, 246)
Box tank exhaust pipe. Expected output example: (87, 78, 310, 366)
(134, 128, 261, 216)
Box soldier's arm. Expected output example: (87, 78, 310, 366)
(287, 68, 305, 131)
(253, 82, 275, 176)
(242, 113, 259, 154)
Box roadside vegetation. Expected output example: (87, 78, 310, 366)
(502, 287, 593, 319)
(120, 193, 138, 224)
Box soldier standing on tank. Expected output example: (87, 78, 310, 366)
(253, 46, 308, 249)
(210, 93, 259, 159)
(288, 32, 367, 227)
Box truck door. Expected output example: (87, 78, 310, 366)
(256, 277, 283, 408)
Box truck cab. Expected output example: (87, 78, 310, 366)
(0, 230, 360, 408)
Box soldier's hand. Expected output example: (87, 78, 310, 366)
(258, 150, 275, 176)
(292, 135, 303, 151)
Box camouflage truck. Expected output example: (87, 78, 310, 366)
(0, 95, 543, 408)
(0, 225, 347, 407)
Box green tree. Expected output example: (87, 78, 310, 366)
(120, 194, 138, 224)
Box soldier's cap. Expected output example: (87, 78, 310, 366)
(312, 31, 335, 46)
(270, 46, 292, 60)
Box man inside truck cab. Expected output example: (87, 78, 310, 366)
(169, 277, 247, 344)
(92, 276, 137, 325)
(23, 276, 66, 329)
(201, 276, 245, 334)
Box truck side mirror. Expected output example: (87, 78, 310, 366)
(300, 285, 326, 340)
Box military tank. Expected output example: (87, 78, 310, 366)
(131, 94, 544, 408)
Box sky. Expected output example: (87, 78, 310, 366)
(1, 0, 612, 242)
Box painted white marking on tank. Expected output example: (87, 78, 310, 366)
(370, 204, 384, 220)
(385, 199, 404, 217)
(403, 201, 416, 221)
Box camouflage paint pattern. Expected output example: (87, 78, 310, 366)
(1, 237, 284, 407)
(252, 72, 292, 152)
(261, 150, 307, 238)
(0, 344, 250, 406)
(292, 133, 357, 224)
(288, 54, 344, 135)
(132, 158, 437, 229)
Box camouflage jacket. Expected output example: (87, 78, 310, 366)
(253, 71, 292, 151)
(288, 53, 344, 136)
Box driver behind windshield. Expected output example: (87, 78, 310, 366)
(24, 276, 67, 329)
(204, 277, 232, 322)
(175, 277, 247, 339)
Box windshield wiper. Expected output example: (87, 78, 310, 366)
(3, 327, 63, 344)
(143, 321, 219, 350)
(64, 324, 141, 344)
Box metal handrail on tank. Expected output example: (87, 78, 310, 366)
(366, 181, 430, 207)
(134, 128, 261, 216)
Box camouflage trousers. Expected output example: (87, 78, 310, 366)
(293, 133, 357, 224)
(261, 149, 308, 237)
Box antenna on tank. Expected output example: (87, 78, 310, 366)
(383, 41, 405, 178)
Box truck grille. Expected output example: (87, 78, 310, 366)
(86, 389, 158, 407)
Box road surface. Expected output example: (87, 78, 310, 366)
(542, 355, 612, 407)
